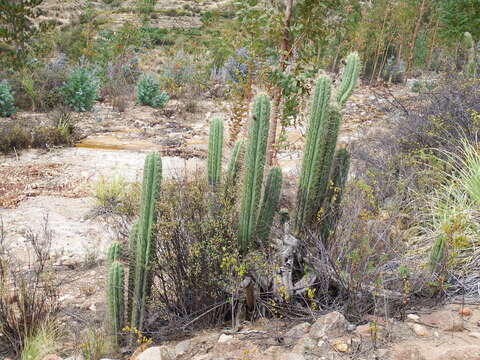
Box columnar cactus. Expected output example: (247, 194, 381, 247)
(107, 261, 125, 344)
(207, 117, 224, 187)
(319, 148, 350, 243)
(107, 242, 121, 266)
(256, 166, 282, 243)
(336, 52, 360, 106)
(294, 53, 359, 234)
(464, 32, 477, 78)
(238, 94, 271, 252)
(225, 139, 244, 187)
(294, 76, 332, 233)
(130, 152, 162, 333)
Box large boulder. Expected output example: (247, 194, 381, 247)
(136, 346, 175, 360)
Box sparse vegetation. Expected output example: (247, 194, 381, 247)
(60, 67, 100, 112)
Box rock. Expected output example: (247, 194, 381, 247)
(331, 338, 349, 352)
(355, 322, 384, 338)
(136, 346, 174, 360)
(469, 332, 480, 339)
(64, 355, 84, 360)
(440, 346, 480, 359)
(278, 353, 305, 360)
(42, 355, 62, 360)
(284, 322, 311, 344)
(459, 307, 472, 316)
(175, 339, 191, 356)
(409, 324, 430, 337)
(422, 311, 464, 332)
(407, 314, 420, 322)
(390, 344, 426, 360)
(217, 334, 233, 343)
(309, 311, 347, 339)
(291, 336, 318, 354)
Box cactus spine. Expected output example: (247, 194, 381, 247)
(256, 166, 282, 243)
(320, 148, 350, 242)
(107, 261, 125, 344)
(295, 53, 359, 234)
(238, 94, 271, 252)
(207, 117, 224, 187)
(130, 152, 162, 333)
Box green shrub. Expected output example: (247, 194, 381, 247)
(0, 80, 16, 117)
(135, 73, 169, 108)
(60, 67, 100, 112)
(0, 124, 31, 153)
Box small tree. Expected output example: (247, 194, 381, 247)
(0, 0, 49, 67)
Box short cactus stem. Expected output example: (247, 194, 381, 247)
(107, 261, 125, 345)
(207, 117, 224, 187)
(256, 166, 283, 243)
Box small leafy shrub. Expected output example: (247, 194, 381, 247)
(0, 124, 31, 153)
(0, 80, 16, 117)
(60, 67, 100, 112)
(94, 175, 140, 216)
(222, 47, 251, 83)
(81, 328, 107, 360)
(135, 73, 169, 108)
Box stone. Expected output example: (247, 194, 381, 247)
(409, 323, 430, 337)
(469, 332, 480, 340)
(217, 334, 233, 343)
(175, 339, 191, 356)
(42, 355, 62, 360)
(278, 353, 305, 360)
(421, 311, 464, 332)
(64, 355, 84, 360)
(309, 311, 347, 339)
(440, 346, 480, 360)
(136, 346, 174, 360)
(355, 322, 384, 338)
(284, 322, 311, 344)
(291, 336, 317, 354)
(390, 344, 426, 360)
(407, 314, 420, 322)
(331, 338, 349, 352)
(459, 307, 472, 316)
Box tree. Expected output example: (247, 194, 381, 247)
(438, 0, 480, 41)
(0, 0, 47, 67)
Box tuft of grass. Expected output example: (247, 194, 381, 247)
(20, 321, 61, 360)
(81, 328, 108, 360)
(93, 175, 140, 216)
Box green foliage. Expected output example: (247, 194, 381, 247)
(0, 80, 16, 117)
(430, 235, 446, 273)
(0, 124, 30, 153)
(207, 117, 224, 187)
(20, 322, 60, 360)
(438, 0, 480, 41)
(107, 261, 125, 344)
(137, 0, 157, 19)
(60, 67, 100, 112)
(130, 152, 162, 333)
(136, 74, 169, 108)
(0, 0, 48, 67)
(256, 166, 282, 243)
(238, 94, 270, 253)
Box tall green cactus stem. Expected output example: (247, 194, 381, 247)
(126, 220, 138, 322)
(319, 148, 350, 243)
(464, 32, 477, 78)
(294, 76, 332, 233)
(430, 235, 447, 273)
(256, 166, 282, 243)
(238, 94, 271, 252)
(336, 52, 360, 106)
(130, 152, 162, 333)
(107, 242, 121, 266)
(225, 139, 244, 186)
(107, 261, 125, 344)
(207, 117, 224, 187)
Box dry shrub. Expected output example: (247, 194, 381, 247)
(0, 218, 59, 356)
(150, 172, 239, 330)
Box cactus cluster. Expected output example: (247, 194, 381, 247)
(294, 52, 359, 238)
(105, 152, 162, 344)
